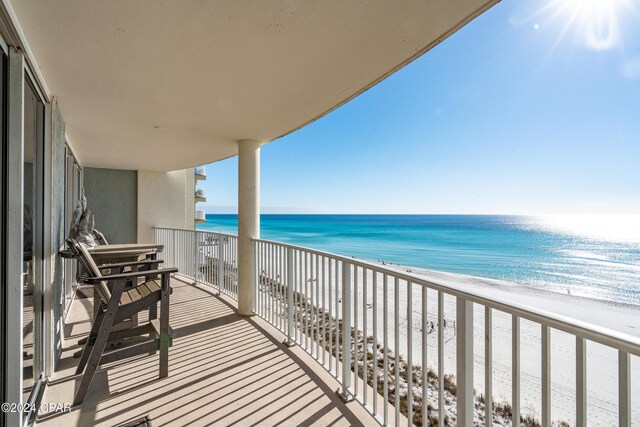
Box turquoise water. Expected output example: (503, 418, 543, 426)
(198, 214, 640, 304)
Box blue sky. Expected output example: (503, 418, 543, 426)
(200, 0, 640, 215)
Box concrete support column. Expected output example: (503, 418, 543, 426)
(237, 139, 260, 316)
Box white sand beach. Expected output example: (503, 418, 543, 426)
(260, 251, 639, 425)
(363, 262, 640, 425)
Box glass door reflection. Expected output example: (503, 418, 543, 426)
(22, 77, 45, 402)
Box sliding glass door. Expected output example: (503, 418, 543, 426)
(0, 40, 7, 426)
(2, 43, 50, 427)
(64, 147, 82, 316)
(22, 74, 46, 418)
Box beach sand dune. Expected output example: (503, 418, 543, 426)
(259, 252, 639, 425)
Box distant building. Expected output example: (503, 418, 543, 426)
(194, 166, 207, 225)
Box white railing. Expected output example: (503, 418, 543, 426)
(194, 166, 206, 177)
(195, 188, 206, 198)
(151, 227, 639, 426)
(195, 210, 206, 221)
(252, 238, 640, 427)
(153, 227, 238, 299)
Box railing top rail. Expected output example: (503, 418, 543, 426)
(252, 236, 640, 356)
(153, 226, 238, 239)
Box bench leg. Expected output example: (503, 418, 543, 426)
(159, 275, 170, 378)
(76, 309, 105, 375)
(74, 278, 127, 406)
(148, 302, 158, 355)
(73, 303, 118, 406)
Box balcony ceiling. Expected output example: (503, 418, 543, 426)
(10, 0, 497, 171)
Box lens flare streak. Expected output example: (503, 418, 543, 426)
(519, 0, 634, 51)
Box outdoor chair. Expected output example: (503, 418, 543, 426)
(67, 237, 164, 336)
(68, 237, 162, 290)
(67, 239, 177, 406)
(93, 229, 109, 245)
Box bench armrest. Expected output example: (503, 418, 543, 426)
(84, 268, 178, 284)
(98, 259, 164, 271)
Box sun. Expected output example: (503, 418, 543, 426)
(549, 0, 631, 50)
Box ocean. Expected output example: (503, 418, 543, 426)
(197, 214, 640, 304)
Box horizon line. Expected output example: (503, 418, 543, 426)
(201, 212, 640, 216)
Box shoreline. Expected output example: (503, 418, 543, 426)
(249, 245, 639, 424)
(371, 259, 640, 338)
(320, 261, 640, 425)
(345, 258, 640, 424)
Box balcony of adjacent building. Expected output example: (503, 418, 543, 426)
(195, 167, 207, 181)
(195, 188, 206, 203)
(195, 210, 207, 225)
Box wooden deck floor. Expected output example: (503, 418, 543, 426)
(36, 279, 377, 427)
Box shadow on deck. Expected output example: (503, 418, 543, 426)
(36, 279, 376, 426)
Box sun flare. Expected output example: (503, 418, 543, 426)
(551, 0, 631, 50)
(533, 214, 640, 243)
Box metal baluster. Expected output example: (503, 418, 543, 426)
(310, 253, 314, 355)
(194, 231, 199, 284)
(541, 324, 550, 427)
(273, 243, 276, 317)
(172, 229, 176, 272)
(181, 230, 184, 277)
(278, 246, 282, 331)
(486, 307, 494, 426)
(253, 241, 257, 308)
(292, 249, 297, 342)
(363, 268, 368, 407)
(394, 277, 400, 427)
(272, 243, 276, 324)
(407, 281, 413, 426)
(422, 286, 428, 427)
(257, 242, 261, 316)
(513, 315, 521, 427)
(576, 336, 586, 427)
(286, 247, 294, 345)
(335, 261, 340, 377)
(218, 234, 225, 294)
(456, 297, 473, 427)
(263, 243, 266, 316)
(274, 245, 279, 328)
(438, 291, 444, 426)
(271, 243, 275, 322)
(373, 271, 378, 416)
(321, 255, 326, 365)
(340, 261, 352, 401)
(315, 253, 319, 357)
(234, 237, 238, 297)
(329, 257, 333, 372)
(224, 235, 227, 294)
(619, 350, 630, 427)
(355, 266, 359, 397)
(282, 246, 286, 330)
(298, 250, 303, 344)
(305, 251, 309, 351)
(383, 274, 389, 425)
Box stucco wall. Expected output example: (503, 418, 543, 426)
(83, 168, 138, 244)
(185, 168, 195, 227)
(137, 170, 194, 243)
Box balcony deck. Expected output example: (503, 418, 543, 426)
(36, 278, 376, 426)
